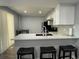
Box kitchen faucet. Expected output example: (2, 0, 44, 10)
(43, 26, 47, 36)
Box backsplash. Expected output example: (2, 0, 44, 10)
(50, 25, 73, 36)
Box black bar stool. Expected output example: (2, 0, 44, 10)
(40, 46, 56, 59)
(58, 45, 77, 59)
(17, 47, 34, 59)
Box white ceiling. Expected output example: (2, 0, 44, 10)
(0, 0, 57, 16)
(0, 0, 79, 16)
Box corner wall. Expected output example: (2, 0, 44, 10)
(0, 6, 21, 34)
(74, 3, 79, 57)
(74, 3, 79, 37)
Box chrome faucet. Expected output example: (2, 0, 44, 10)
(43, 26, 47, 36)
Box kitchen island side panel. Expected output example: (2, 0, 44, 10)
(15, 39, 77, 59)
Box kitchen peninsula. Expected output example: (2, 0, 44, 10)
(15, 34, 79, 59)
(15, 34, 79, 40)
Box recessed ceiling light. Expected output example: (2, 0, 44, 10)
(38, 10, 42, 14)
(24, 10, 27, 13)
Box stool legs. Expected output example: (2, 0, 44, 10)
(75, 49, 77, 59)
(17, 54, 34, 59)
(54, 52, 56, 59)
(20, 55, 22, 59)
(40, 53, 56, 59)
(52, 53, 54, 59)
(58, 48, 61, 59)
(52, 52, 56, 59)
(17, 54, 19, 59)
(70, 51, 72, 59)
(59, 50, 78, 59)
(32, 53, 34, 59)
(40, 53, 42, 59)
(63, 51, 65, 59)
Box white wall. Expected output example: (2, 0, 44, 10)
(0, 10, 15, 54)
(21, 16, 45, 33)
(0, 7, 20, 54)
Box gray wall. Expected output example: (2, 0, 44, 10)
(21, 16, 45, 33)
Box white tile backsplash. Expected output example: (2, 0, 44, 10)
(50, 25, 73, 36)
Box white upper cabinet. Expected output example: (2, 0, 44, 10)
(47, 4, 75, 25)
(55, 4, 75, 25)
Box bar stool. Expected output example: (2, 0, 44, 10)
(40, 46, 56, 59)
(58, 45, 77, 59)
(17, 47, 34, 59)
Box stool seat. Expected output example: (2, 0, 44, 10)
(17, 47, 34, 55)
(58, 45, 77, 59)
(17, 47, 34, 59)
(60, 45, 77, 51)
(41, 46, 56, 53)
(40, 46, 56, 59)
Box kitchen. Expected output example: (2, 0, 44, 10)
(0, 0, 79, 59)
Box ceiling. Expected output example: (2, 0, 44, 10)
(0, 0, 79, 16)
(9, 6, 54, 17)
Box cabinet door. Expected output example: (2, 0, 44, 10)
(53, 11, 56, 25)
(60, 5, 75, 25)
(54, 6, 60, 25)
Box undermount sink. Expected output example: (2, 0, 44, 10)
(36, 33, 53, 36)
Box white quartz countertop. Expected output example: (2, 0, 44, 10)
(15, 34, 79, 40)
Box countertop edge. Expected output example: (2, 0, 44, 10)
(15, 37, 79, 41)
